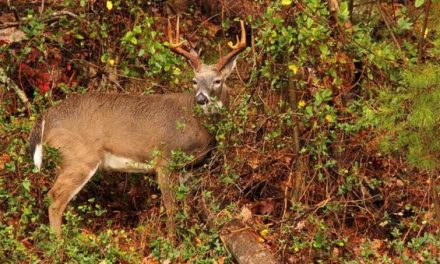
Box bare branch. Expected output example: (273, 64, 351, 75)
(0, 10, 82, 30)
(0, 67, 30, 109)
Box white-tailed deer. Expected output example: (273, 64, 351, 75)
(29, 18, 246, 238)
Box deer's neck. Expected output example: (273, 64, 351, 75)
(219, 84, 230, 109)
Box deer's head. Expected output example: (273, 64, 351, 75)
(168, 18, 247, 113)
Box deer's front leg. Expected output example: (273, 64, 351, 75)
(156, 163, 177, 240)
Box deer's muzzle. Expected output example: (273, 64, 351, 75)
(196, 93, 209, 105)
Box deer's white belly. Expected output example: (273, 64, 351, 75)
(101, 153, 155, 173)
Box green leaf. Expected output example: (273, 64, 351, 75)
(74, 34, 84, 40)
(396, 17, 413, 31)
(130, 37, 137, 45)
(124, 31, 133, 39)
(415, 0, 424, 7)
(281, 0, 292, 5)
(338, 2, 350, 23)
(133, 25, 142, 34)
(319, 44, 329, 56)
(5, 161, 16, 172)
(138, 49, 145, 57)
(314, 89, 333, 106)
(22, 178, 31, 192)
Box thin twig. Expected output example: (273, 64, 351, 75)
(0, 67, 31, 114)
(417, 0, 431, 64)
(40, 0, 45, 14)
(429, 171, 440, 225)
(0, 10, 82, 29)
(376, 1, 407, 65)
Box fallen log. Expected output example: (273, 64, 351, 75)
(220, 219, 279, 264)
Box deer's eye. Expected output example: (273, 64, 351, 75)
(214, 80, 221, 85)
(192, 80, 198, 85)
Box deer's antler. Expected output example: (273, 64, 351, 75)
(167, 16, 201, 70)
(215, 20, 247, 71)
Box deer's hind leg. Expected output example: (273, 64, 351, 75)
(47, 140, 101, 237)
(155, 159, 177, 239)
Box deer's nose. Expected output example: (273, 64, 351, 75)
(196, 93, 209, 105)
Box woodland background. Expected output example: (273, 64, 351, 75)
(0, 0, 439, 263)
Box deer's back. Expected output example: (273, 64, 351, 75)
(42, 93, 213, 163)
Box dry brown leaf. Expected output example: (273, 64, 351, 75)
(205, 21, 222, 38)
(141, 256, 160, 264)
(332, 247, 340, 259)
(239, 206, 253, 223)
(0, 153, 10, 171)
(371, 239, 383, 250)
(252, 200, 275, 216)
(247, 155, 260, 169)
(0, 27, 25, 44)
(294, 220, 306, 231)
(396, 179, 405, 187)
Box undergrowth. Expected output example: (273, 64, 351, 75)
(1, 0, 439, 263)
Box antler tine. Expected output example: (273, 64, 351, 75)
(176, 16, 180, 45)
(230, 35, 240, 49)
(167, 17, 184, 48)
(167, 18, 173, 44)
(215, 20, 247, 71)
(167, 16, 201, 70)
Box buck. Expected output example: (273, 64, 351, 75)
(29, 18, 246, 237)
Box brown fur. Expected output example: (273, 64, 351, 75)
(42, 93, 213, 162)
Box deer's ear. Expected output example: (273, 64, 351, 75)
(219, 55, 238, 79)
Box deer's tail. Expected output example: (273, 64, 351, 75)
(30, 117, 45, 171)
